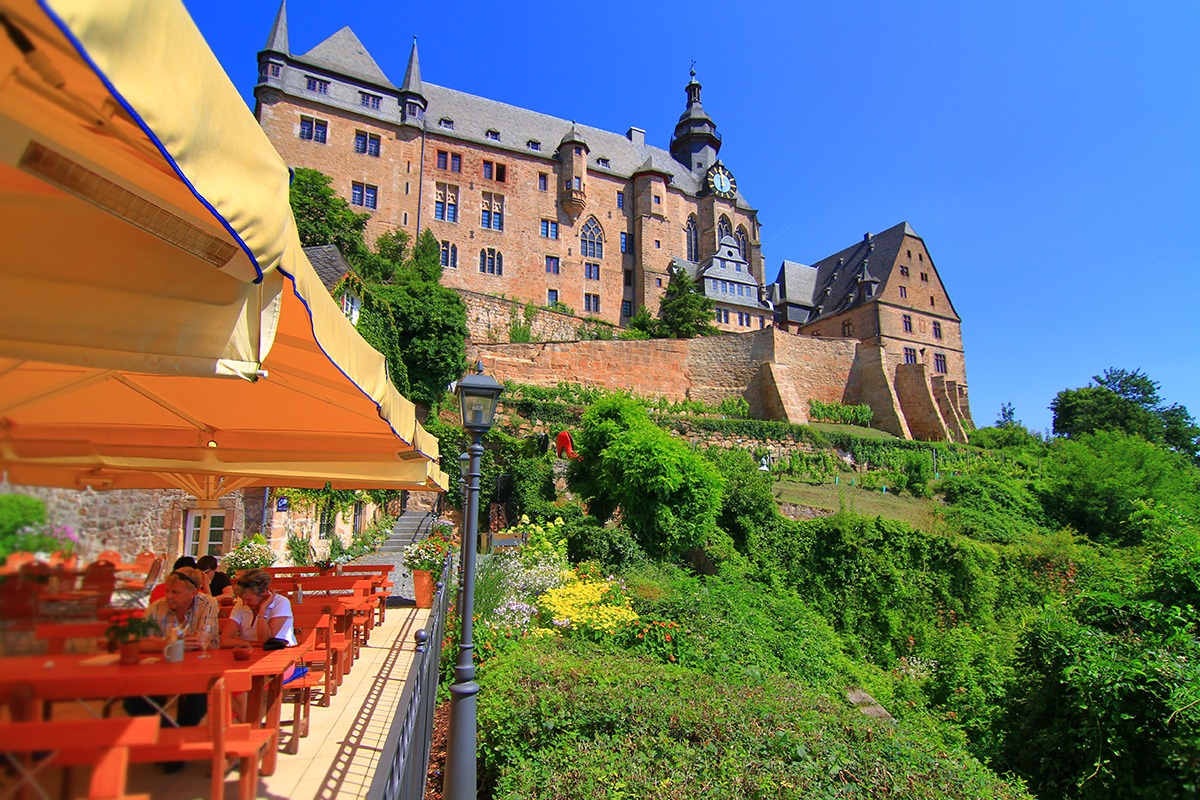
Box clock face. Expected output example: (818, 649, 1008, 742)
(707, 164, 737, 198)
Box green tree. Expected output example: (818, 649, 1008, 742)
(1039, 429, 1200, 543)
(658, 268, 717, 338)
(1051, 368, 1200, 462)
(569, 396, 724, 560)
(289, 168, 370, 266)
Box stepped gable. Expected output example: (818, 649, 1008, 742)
(422, 83, 754, 204)
(805, 221, 909, 323)
(299, 27, 392, 87)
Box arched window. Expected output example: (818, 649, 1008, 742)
(478, 248, 503, 275)
(440, 241, 457, 269)
(717, 215, 732, 242)
(580, 217, 604, 259)
(735, 226, 749, 261)
(685, 215, 699, 262)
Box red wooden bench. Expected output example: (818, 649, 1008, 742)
(0, 715, 159, 800)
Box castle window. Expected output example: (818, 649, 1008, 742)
(907, 250, 912, 258)
(621, 300, 632, 317)
(902, 314, 913, 333)
(538, 173, 548, 191)
(596, 157, 610, 168)
(527, 140, 541, 151)
(933, 321, 943, 339)
(545, 256, 560, 274)
(904, 347, 918, 365)
(653, 195, 661, 205)
(574, 146, 582, 156)
(360, 92, 382, 109)
(657, 278, 663, 287)
(340, 291, 361, 325)
(930, 296, 936, 307)
(436, 150, 462, 172)
(572, 176, 582, 190)
(299, 116, 327, 143)
(485, 129, 500, 141)
(305, 76, 329, 94)
(584, 293, 600, 312)
(685, 216, 699, 262)
(918, 253, 924, 261)
(735, 226, 749, 260)
(620, 232, 628, 253)
(616, 191, 625, 209)
(624, 270, 633, 287)
(439, 118, 454, 130)
(548, 288, 559, 305)
(354, 131, 381, 157)
(842, 320, 853, 336)
(715, 308, 730, 324)
(900, 265, 909, 277)
(479, 248, 503, 275)
(934, 353, 947, 373)
(434, 184, 458, 222)
(920, 272, 929, 282)
(585, 263, 600, 281)
(269, 63, 282, 78)
(451, 154, 461, 172)
(483, 161, 507, 182)
(440, 241, 458, 269)
(541, 220, 559, 239)
(899, 286, 907, 298)
(350, 182, 377, 210)
(580, 218, 604, 259)
(481, 192, 504, 230)
(717, 216, 732, 242)
(405, 102, 423, 119)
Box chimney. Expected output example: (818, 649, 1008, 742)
(863, 232, 871, 241)
(626, 127, 645, 146)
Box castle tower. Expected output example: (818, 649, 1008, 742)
(398, 38, 426, 127)
(558, 122, 588, 220)
(669, 69, 722, 175)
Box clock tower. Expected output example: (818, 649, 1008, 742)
(669, 69, 722, 175)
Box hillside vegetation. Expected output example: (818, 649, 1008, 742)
(428, 371, 1200, 800)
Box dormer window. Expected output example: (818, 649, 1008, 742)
(361, 92, 382, 109)
(305, 77, 330, 94)
(268, 63, 282, 78)
(439, 118, 455, 130)
(527, 140, 541, 151)
(596, 157, 611, 168)
(485, 129, 500, 142)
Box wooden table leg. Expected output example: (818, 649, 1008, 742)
(260, 675, 283, 775)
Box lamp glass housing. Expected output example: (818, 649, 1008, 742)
(456, 366, 503, 432)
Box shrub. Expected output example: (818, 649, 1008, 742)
(809, 399, 874, 427)
(477, 637, 1034, 799)
(285, 531, 313, 566)
(223, 534, 277, 572)
(564, 516, 646, 569)
(0, 494, 47, 543)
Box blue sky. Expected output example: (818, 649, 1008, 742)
(186, 0, 1199, 435)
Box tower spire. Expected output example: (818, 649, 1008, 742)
(398, 37, 427, 126)
(401, 36, 423, 95)
(264, 0, 289, 55)
(669, 66, 721, 174)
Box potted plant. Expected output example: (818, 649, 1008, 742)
(105, 610, 161, 665)
(403, 532, 456, 608)
(222, 533, 277, 575)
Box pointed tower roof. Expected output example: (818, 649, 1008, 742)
(300, 27, 391, 86)
(632, 151, 675, 178)
(401, 38, 424, 95)
(559, 121, 588, 149)
(264, 0, 289, 55)
(669, 67, 722, 171)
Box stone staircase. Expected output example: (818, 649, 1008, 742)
(379, 510, 436, 554)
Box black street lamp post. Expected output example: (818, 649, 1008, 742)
(444, 362, 503, 800)
(457, 451, 469, 610)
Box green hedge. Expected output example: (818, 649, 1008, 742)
(809, 399, 873, 426)
(477, 637, 1033, 800)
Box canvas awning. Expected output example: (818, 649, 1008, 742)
(0, 0, 448, 495)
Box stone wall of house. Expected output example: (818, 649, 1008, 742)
(0, 482, 242, 563)
(460, 290, 614, 345)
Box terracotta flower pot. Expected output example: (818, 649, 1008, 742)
(412, 569, 434, 609)
(118, 640, 141, 666)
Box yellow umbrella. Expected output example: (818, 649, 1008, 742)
(0, 0, 447, 494)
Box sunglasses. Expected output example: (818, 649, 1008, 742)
(170, 570, 198, 588)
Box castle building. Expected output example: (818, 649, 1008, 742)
(251, 2, 970, 439)
(253, 2, 768, 332)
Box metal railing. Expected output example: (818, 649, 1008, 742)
(366, 556, 454, 800)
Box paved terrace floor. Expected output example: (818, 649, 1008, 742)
(1, 605, 431, 800)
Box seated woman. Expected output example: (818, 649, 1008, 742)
(220, 569, 302, 721)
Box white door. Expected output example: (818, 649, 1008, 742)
(184, 510, 227, 558)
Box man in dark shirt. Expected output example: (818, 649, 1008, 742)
(196, 554, 232, 598)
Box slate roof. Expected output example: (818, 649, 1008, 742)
(298, 27, 392, 87)
(400, 39, 423, 96)
(689, 235, 769, 311)
(775, 260, 818, 311)
(264, 0, 288, 54)
(304, 244, 351, 291)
